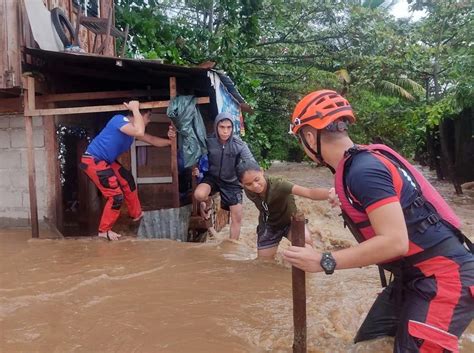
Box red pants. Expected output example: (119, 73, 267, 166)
(80, 155, 141, 232)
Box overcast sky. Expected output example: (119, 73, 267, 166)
(390, 0, 426, 21)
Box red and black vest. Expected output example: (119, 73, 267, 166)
(335, 144, 468, 269)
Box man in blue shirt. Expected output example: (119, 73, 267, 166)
(80, 100, 175, 240)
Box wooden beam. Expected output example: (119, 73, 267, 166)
(37, 89, 170, 103)
(24, 97, 210, 117)
(169, 77, 177, 98)
(137, 177, 173, 184)
(0, 89, 22, 96)
(170, 132, 179, 208)
(44, 100, 61, 234)
(169, 77, 179, 207)
(4, 0, 20, 89)
(0, 97, 22, 114)
(23, 76, 39, 238)
(191, 166, 198, 216)
(0, 0, 7, 89)
(41, 63, 189, 84)
(27, 76, 35, 110)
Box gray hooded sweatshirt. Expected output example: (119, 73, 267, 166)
(206, 112, 255, 185)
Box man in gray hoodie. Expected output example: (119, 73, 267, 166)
(194, 112, 255, 240)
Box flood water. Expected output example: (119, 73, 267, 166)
(1, 163, 473, 353)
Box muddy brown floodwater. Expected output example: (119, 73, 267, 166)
(1, 162, 473, 353)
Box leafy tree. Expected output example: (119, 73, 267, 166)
(114, 0, 472, 179)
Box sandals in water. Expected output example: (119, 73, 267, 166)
(97, 231, 112, 241)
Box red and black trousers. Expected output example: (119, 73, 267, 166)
(80, 155, 142, 232)
(354, 238, 474, 352)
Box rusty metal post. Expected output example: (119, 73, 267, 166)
(291, 212, 307, 353)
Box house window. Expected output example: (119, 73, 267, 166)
(73, 0, 100, 18)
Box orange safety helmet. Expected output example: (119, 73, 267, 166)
(290, 90, 355, 135)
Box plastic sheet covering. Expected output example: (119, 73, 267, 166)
(167, 96, 208, 168)
(24, 0, 64, 51)
(137, 205, 192, 241)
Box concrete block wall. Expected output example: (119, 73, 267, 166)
(0, 114, 48, 227)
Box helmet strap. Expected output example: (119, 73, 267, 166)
(299, 130, 336, 174)
(317, 130, 336, 174)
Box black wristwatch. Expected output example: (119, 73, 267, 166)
(320, 252, 336, 275)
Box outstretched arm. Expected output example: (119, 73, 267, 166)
(282, 201, 409, 272)
(136, 125, 176, 147)
(291, 184, 330, 201)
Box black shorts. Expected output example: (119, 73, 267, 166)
(200, 174, 243, 211)
(256, 223, 291, 250)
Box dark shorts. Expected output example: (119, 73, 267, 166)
(355, 259, 474, 352)
(201, 174, 243, 211)
(257, 223, 291, 250)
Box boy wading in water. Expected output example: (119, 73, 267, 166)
(237, 159, 335, 259)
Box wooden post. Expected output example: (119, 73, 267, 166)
(44, 102, 61, 233)
(24, 76, 39, 238)
(169, 77, 179, 208)
(291, 212, 307, 353)
(191, 164, 198, 216)
(169, 77, 177, 98)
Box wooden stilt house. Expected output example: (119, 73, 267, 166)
(0, 0, 250, 238)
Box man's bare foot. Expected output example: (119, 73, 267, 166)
(98, 230, 122, 241)
(132, 212, 144, 222)
(199, 201, 211, 220)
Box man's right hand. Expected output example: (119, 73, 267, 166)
(123, 100, 140, 112)
(192, 167, 200, 177)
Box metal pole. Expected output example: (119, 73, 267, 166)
(291, 212, 307, 353)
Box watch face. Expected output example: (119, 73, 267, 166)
(322, 258, 335, 270)
(321, 253, 336, 273)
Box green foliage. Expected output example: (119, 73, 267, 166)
(114, 0, 473, 165)
(420, 96, 460, 128)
